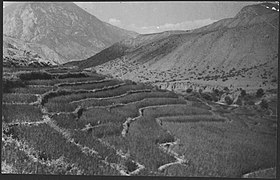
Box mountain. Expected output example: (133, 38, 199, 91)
(3, 35, 57, 67)
(3, 2, 138, 64)
(72, 3, 278, 92)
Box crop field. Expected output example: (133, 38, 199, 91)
(2, 67, 277, 177)
(2, 93, 38, 104)
(58, 79, 122, 90)
(26, 76, 106, 86)
(2, 104, 43, 123)
(8, 86, 54, 94)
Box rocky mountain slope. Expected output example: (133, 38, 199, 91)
(73, 3, 278, 92)
(3, 2, 138, 64)
(3, 35, 57, 68)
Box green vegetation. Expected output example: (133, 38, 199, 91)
(2, 138, 76, 174)
(58, 79, 121, 90)
(224, 96, 233, 105)
(2, 67, 276, 177)
(159, 115, 226, 123)
(143, 105, 211, 118)
(44, 84, 151, 112)
(2, 93, 37, 103)
(26, 76, 106, 86)
(256, 88, 264, 98)
(2, 104, 42, 123)
(17, 71, 90, 81)
(8, 86, 54, 94)
(2, 77, 26, 93)
(161, 120, 276, 177)
(73, 91, 178, 109)
(8, 124, 119, 175)
(17, 71, 53, 80)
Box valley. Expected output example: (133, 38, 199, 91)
(2, 1, 278, 178)
(1, 66, 277, 177)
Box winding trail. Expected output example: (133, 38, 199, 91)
(120, 104, 192, 172)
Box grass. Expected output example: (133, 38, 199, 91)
(110, 98, 187, 118)
(77, 98, 187, 127)
(91, 122, 123, 138)
(125, 118, 177, 171)
(2, 93, 37, 103)
(8, 86, 54, 94)
(2, 77, 26, 93)
(73, 91, 179, 108)
(45, 102, 77, 113)
(161, 120, 277, 177)
(80, 108, 125, 125)
(52, 113, 86, 130)
(58, 79, 121, 90)
(16, 71, 90, 81)
(2, 104, 43, 123)
(1, 137, 80, 174)
(143, 105, 212, 118)
(26, 76, 106, 86)
(158, 115, 226, 123)
(45, 84, 151, 110)
(45, 68, 84, 73)
(71, 130, 121, 164)
(8, 124, 119, 175)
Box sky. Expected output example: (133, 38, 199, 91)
(4, 1, 261, 34)
(75, 1, 261, 34)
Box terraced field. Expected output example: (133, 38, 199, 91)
(2, 67, 277, 177)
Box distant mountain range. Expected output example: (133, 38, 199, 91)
(3, 2, 138, 64)
(71, 3, 278, 91)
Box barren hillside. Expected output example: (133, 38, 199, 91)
(3, 2, 138, 64)
(74, 3, 278, 92)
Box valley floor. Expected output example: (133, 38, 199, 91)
(1, 67, 277, 177)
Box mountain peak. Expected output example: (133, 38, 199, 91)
(3, 2, 137, 64)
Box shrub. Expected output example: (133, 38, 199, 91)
(124, 159, 138, 172)
(241, 90, 246, 97)
(223, 87, 229, 92)
(256, 88, 264, 98)
(186, 88, 193, 93)
(213, 88, 220, 96)
(224, 96, 233, 105)
(246, 100, 255, 105)
(260, 99, 268, 109)
(201, 93, 213, 101)
(235, 98, 242, 106)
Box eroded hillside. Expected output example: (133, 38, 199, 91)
(3, 2, 138, 64)
(74, 3, 278, 93)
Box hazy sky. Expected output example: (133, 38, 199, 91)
(75, 1, 260, 34)
(4, 1, 260, 34)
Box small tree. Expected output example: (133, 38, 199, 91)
(260, 99, 268, 109)
(235, 98, 242, 106)
(240, 89, 246, 97)
(186, 88, 193, 93)
(223, 87, 229, 92)
(224, 96, 233, 105)
(256, 88, 264, 98)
